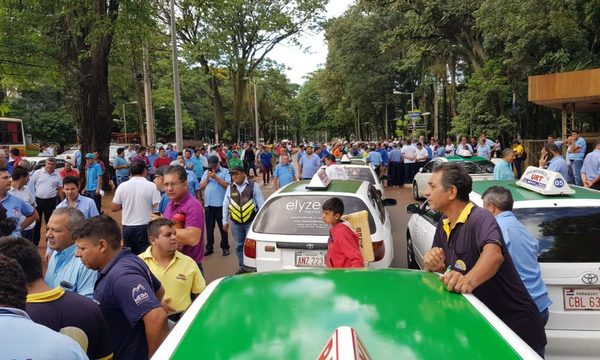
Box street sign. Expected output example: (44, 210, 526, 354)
(409, 111, 421, 119)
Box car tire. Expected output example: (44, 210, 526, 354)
(412, 182, 423, 201)
(406, 232, 419, 269)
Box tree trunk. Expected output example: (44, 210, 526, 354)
(199, 55, 225, 143)
(231, 72, 247, 143)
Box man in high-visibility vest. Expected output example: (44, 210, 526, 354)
(222, 165, 265, 274)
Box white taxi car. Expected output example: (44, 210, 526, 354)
(406, 168, 600, 359)
(242, 174, 396, 272)
(412, 155, 495, 200)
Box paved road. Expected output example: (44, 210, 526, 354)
(200, 181, 419, 283)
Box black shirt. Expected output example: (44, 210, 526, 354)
(432, 205, 547, 351)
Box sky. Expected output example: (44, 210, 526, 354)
(267, 0, 355, 85)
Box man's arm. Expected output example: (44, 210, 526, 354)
(423, 247, 445, 273)
(176, 227, 201, 246)
(21, 209, 39, 230)
(143, 307, 169, 358)
(96, 175, 102, 194)
(442, 243, 503, 293)
(111, 203, 122, 212)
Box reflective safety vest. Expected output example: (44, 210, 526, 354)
(228, 181, 257, 224)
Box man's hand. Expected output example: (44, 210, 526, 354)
(223, 223, 229, 233)
(538, 154, 548, 168)
(423, 247, 445, 272)
(440, 271, 475, 293)
(150, 213, 163, 221)
(161, 298, 176, 314)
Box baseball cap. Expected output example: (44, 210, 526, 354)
(85, 153, 94, 159)
(208, 155, 220, 165)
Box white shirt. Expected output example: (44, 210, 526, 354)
(401, 144, 417, 164)
(416, 148, 429, 162)
(325, 164, 349, 180)
(445, 144, 455, 156)
(124, 149, 136, 161)
(112, 176, 161, 226)
(9, 186, 36, 230)
(29, 168, 62, 199)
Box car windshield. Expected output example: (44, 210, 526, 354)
(344, 167, 376, 184)
(252, 195, 376, 235)
(514, 207, 600, 262)
(473, 160, 495, 173)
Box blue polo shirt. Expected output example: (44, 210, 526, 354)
(493, 159, 515, 180)
(166, 149, 178, 160)
(378, 148, 389, 166)
(546, 156, 570, 182)
(495, 211, 552, 313)
(158, 192, 170, 214)
(85, 162, 103, 191)
(56, 195, 100, 219)
(0, 192, 34, 236)
(147, 153, 158, 174)
(367, 151, 382, 166)
(45, 243, 97, 299)
(186, 169, 200, 197)
(568, 137, 586, 161)
(113, 156, 130, 177)
(201, 166, 231, 207)
(299, 153, 321, 179)
(94, 248, 162, 360)
(274, 163, 295, 188)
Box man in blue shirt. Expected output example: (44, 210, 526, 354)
(0, 168, 37, 237)
(74, 215, 168, 359)
(476, 138, 492, 159)
(388, 143, 404, 187)
(367, 146, 383, 176)
(113, 147, 130, 186)
(493, 149, 516, 180)
(56, 176, 99, 219)
(147, 146, 158, 181)
(482, 186, 552, 325)
(273, 153, 296, 190)
(0, 254, 88, 360)
(567, 130, 587, 186)
(299, 145, 321, 180)
(539, 143, 571, 183)
(581, 139, 600, 190)
(45, 207, 97, 298)
(200, 155, 231, 256)
(84, 153, 103, 213)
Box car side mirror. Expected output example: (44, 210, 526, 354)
(406, 203, 421, 214)
(382, 198, 397, 207)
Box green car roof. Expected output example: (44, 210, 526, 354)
(165, 270, 524, 359)
(446, 155, 490, 163)
(280, 179, 364, 194)
(472, 180, 600, 201)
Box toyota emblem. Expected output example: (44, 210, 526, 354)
(306, 243, 315, 250)
(581, 273, 599, 285)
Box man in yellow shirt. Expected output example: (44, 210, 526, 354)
(140, 218, 206, 321)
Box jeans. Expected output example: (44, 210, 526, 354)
(84, 191, 102, 213)
(570, 159, 583, 186)
(123, 224, 149, 255)
(116, 176, 129, 186)
(205, 206, 229, 251)
(230, 222, 252, 269)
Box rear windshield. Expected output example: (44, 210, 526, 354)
(473, 160, 495, 173)
(252, 195, 376, 235)
(514, 207, 600, 262)
(344, 167, 375, 184)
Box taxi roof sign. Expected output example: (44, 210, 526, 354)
(317, 327, 373, 360)
(517, 166, 575, 195)
(339, 154, 352, 163)
(306, 168, 331, 190)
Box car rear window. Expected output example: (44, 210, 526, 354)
(344, 167, 375, 184)
(252, 195, 376, 235)
(514, 207, 600, 262)
(474, 160, 495, 173)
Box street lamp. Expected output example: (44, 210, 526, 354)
(122, 101, 138, 143)
(170, 0, 183, 151)
(393, 90, 414, 111)
(244, 77, 259, 144)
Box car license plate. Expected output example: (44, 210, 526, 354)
(295, 251, 325, 267)
(563, 287, 600, 310)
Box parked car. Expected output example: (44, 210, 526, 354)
(152, 270, 540, 359)
(319, 160, 384, 194)
(406, 172, 600, 359)
(243, 177, 396, 273)
(56, 148, 79, 165)
(412, 155, 495, 200)
(22, 157, 67, 172)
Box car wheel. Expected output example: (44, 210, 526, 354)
(406, 231, 419, 269)
(412, 182, 423, 201)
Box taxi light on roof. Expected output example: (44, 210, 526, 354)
(339, 154, 352, 164)
(317, 326, 373, 360)
(517, 166, 575, 195)
(306, 168, 331, 190)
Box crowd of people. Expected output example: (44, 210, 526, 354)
(0, 131, 598, 359)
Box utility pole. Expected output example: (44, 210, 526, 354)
(143, 42, 155, 145)
(253, 80, 259, 144)
(170, 0, 183, 151)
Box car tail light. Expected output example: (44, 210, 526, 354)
(372, 240, 385, 262)
(244, 239, 256, 259)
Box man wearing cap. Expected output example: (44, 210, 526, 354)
(299, 145, 321, 180)
(29, 157, 63, 245)
(200, 155, 231, 256)
(83, 152, 103, 213)
(223, 165, 265, 273)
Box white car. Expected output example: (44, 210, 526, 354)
(22, 156, 67, 172)
(319, 160, 384, 194)
(412, 155, 495, 200)
(242, 178, 396, 272)
(406, 176, 600, 360)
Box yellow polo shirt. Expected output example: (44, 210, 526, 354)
(139, 247, 206, 314)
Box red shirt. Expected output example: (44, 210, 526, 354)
(154, 156, 171, 169)
(326, 221, 364, 268)
(60, 168, 79, 179)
